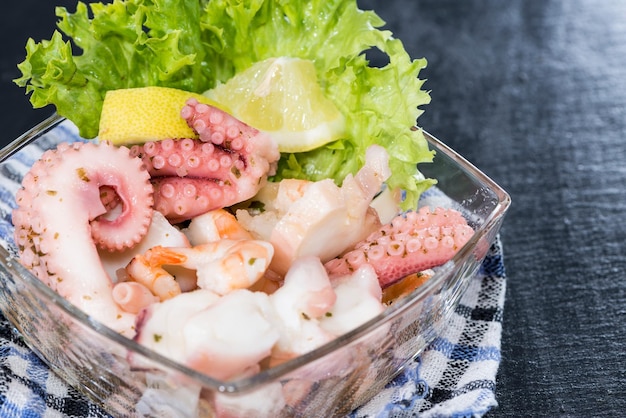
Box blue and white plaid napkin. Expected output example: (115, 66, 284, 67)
(351, 236, 505, 418)
(0, 120, 506, 417)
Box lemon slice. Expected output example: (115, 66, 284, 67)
(98, 86, 226, 145)
(205, 57, 345, 153)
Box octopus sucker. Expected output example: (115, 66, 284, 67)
(132, 99, 280, 223)
(12, 141, 154, 336)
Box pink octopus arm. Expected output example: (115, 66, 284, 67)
(12, 141, 153, 336)
(112, 282, 159, 314)
(130, 99, 280, 223)
(325, 206, 474, 288)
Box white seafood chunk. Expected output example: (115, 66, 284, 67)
(136, 289, 279, 381)
(237, 145, 390, 276)
(320, 264, 385, 336)
(268, 257, 337, 364)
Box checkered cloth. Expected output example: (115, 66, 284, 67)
(0, 120, 506, 417)
(351, 236, 505, 418)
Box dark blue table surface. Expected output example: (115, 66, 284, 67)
(2, 1, 625, 416)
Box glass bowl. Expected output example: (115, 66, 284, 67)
(0, 115, 510, 417)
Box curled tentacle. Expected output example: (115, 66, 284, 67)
(112, 281, 159, 314)
(12, 141, 154, 336)
(325, 206, 474, 288)
(130, 99, 280, 223)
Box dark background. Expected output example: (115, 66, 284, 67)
(1, 1, 625, 416)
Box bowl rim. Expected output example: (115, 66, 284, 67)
(0, 114, 511, 392)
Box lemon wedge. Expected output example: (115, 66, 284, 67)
(98, 86, 226, 145)
(205, 57, 345, 153)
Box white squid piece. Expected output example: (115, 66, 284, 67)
(319, 264, 385, 336)
(268, 256, 337, 365)
(135, 289, 279, 381)
(236, 145, 391, 276)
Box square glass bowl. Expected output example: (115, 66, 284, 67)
(0, 115, 510, 417)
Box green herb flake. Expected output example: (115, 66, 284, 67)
(76, 167, 89, 182)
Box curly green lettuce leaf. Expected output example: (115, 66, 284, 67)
(15, 0, 214, 138)
(15, 0, 434, 208)
(202, 0, 435, 208)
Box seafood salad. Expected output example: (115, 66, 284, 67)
(10, 0, 476, 414)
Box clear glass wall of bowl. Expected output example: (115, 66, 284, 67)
(0, 117, 510, 417)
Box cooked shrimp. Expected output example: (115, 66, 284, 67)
(183, 208, 253, 245)
(125, 247, 183, 301)
(99, 210, 191, 284)
(126, 239, 274, 297)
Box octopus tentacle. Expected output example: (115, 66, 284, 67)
(130, 99, 280, 223)
(112, 281, 159, 314)
(12, 141, 154, 336)
(324, 206, 474, 288)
